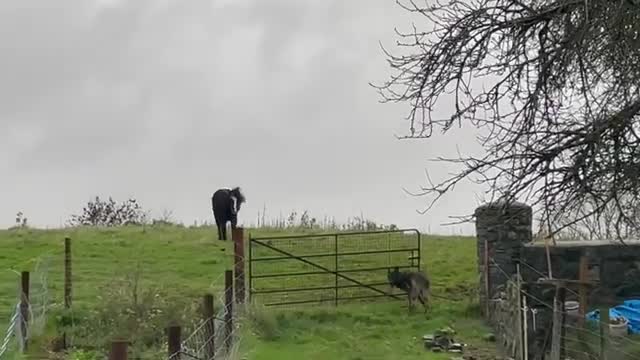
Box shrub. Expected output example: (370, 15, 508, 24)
(68, 196, 147, 226)
(62, 266, 198, 357)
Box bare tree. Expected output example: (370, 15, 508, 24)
(374, 0, 640, 239)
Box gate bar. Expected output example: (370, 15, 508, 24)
(263, 293, 406, 307)
(251, 238, 403, 300)
(252, 281, 392, 294)
(249, 264, 419, 279)
(250, 248, 420, 262)
(251, 228, 421, 241)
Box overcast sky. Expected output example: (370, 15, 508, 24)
(0, 0, 487, 234)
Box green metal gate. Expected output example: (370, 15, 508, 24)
(248, 229, 421, 306)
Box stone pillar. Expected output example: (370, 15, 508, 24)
(476, 200, 532, 317)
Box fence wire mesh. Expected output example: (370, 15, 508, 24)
(0, 305, 19, 358)
(167, 261, 246, 360)
(487, 255, 640, 360)
(0, 254, 52, 359)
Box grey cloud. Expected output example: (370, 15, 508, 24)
(1, 0, 482, 235)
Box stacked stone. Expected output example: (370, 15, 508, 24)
(475, 200, 532, 316)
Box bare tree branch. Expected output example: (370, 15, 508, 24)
(373, 0, 640, 240)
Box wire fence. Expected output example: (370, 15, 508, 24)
(487, 254, 640, 360)
(1, 232, 250, 360)
(0, 305, 20, 358)
(168, 295, 235, 360)
(0, 255, 52, 359)
(166, 259, 248, 360)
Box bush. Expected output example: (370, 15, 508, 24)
(68, 196, 147, 226)
(62, 266, 198, 357)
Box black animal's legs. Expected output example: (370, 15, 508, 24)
(214, 216, 225, 241)
(221, 222, 227, 240)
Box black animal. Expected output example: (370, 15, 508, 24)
(387, 266, 431, 313)
(211, 187, 246, 241)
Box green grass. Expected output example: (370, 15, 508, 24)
(240, 301, 492, 360)
(0, 225, 496, 359)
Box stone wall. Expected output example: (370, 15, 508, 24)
(475, 200, 532, 359)
(476, 200, 532, 316)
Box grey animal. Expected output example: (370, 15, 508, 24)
(387, 266, 431, 313)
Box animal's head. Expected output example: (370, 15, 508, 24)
(230, 187, 246, 209)
(387, 266, 401, 284)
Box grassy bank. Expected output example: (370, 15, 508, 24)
(0, 225, 495, 359)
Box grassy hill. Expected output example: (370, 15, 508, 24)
(0, 225, 496, 359)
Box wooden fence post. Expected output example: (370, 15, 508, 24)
(232, 227, 245, 304)
(599, 306, 610, 360)
(515, 260, 523, 360)
(64, 237, 72, 308)
(578, 255, 589, 327)
(167, 325, 181, 359)
(224, 270, 234, 352)
(63, 236, 72, 349)
(19, 271, 30, 352)
(549, 285, 566, 360)
(203, 294, 215, 359)
(576, 254, 592, 359)
(109, 340, 128, 360)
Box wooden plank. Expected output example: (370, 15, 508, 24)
(545, 235, 553, 278)
(578, 255, 589, 327)
(534, 279, 598, 287)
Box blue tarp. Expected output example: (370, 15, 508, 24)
(585, 299, 640, 334)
